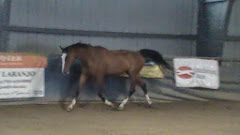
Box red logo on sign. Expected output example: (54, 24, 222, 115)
(176, 66, 194, 79)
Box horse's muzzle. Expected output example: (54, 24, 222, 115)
(62, 71, 70, 76)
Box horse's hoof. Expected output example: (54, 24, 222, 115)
(148, 101, 152, 105)
(145, 104, 153, 109)
(66, 107, 73, 112)
(118, 106, 124, 111)
(105, 100, 115, 108)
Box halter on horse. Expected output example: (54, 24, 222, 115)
(60, 42, 171, 111)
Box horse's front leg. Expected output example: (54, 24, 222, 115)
(67, 74, 88, 111)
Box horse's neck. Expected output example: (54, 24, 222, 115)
(77, 48, 91, 61)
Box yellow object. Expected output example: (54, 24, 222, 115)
(120, 64, 164, 78)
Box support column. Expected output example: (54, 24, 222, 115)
(0, 0, 11, 51)
(197, 0, 234, 57)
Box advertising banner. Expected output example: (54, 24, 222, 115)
(0, 53, 47, 99)
(174, 58, 219, 89)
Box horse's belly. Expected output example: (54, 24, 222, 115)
(105, 63, 128, 75)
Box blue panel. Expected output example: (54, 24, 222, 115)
(223, 42, 240, 59)
(9, 0, 198, 34)
(197, 1, 228, 57)
(227, 0, 240, 36)
(8, 32, 196, 56)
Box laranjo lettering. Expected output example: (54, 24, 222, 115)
(0, 55, 22, 62)
(0, 71, 36, 77)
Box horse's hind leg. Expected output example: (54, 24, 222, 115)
(67, 74, 87, 111)
(96, 75, 114, 108)
(136, 76, 152, 105)
(119, 74, 137, 110)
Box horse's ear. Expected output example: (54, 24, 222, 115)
(59, 46, 63, 51)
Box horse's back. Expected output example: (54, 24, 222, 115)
(108, 49, 145, 71)
(83, 46, 145, 75)
(90, 47, 144, 64)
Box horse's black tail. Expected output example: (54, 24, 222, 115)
(139, 49, 172, 70)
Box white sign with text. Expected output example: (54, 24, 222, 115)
(0, 68, 45, 99)
(174, 58, 219, 89)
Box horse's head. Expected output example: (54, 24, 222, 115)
(60, 42, 91, 75)
(60, 46, 75, 75)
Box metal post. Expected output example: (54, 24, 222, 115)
(0, 0, 11, 51)
(197, 0, 232, 57)
(224, 0, 235, 36)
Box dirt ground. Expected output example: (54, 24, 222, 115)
(0, 101, 240, 135)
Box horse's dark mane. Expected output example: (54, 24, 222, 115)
(63, 42, 109, 52)
(64, 42, 92, 51)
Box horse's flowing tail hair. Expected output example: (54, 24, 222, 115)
(139, 49, 172, 70)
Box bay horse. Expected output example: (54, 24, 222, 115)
(60, 42, 171, 111)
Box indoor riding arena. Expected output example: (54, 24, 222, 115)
(0, 0, 240, 135)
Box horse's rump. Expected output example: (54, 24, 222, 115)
(100, 50, 144, 75)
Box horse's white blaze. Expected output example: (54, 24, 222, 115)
(68, 98, 76, 110)
(61, 53, 67, 73)
(105, 100, 114, 107)
(119, 97, 129, 108)
(145, 94, 152, 105)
